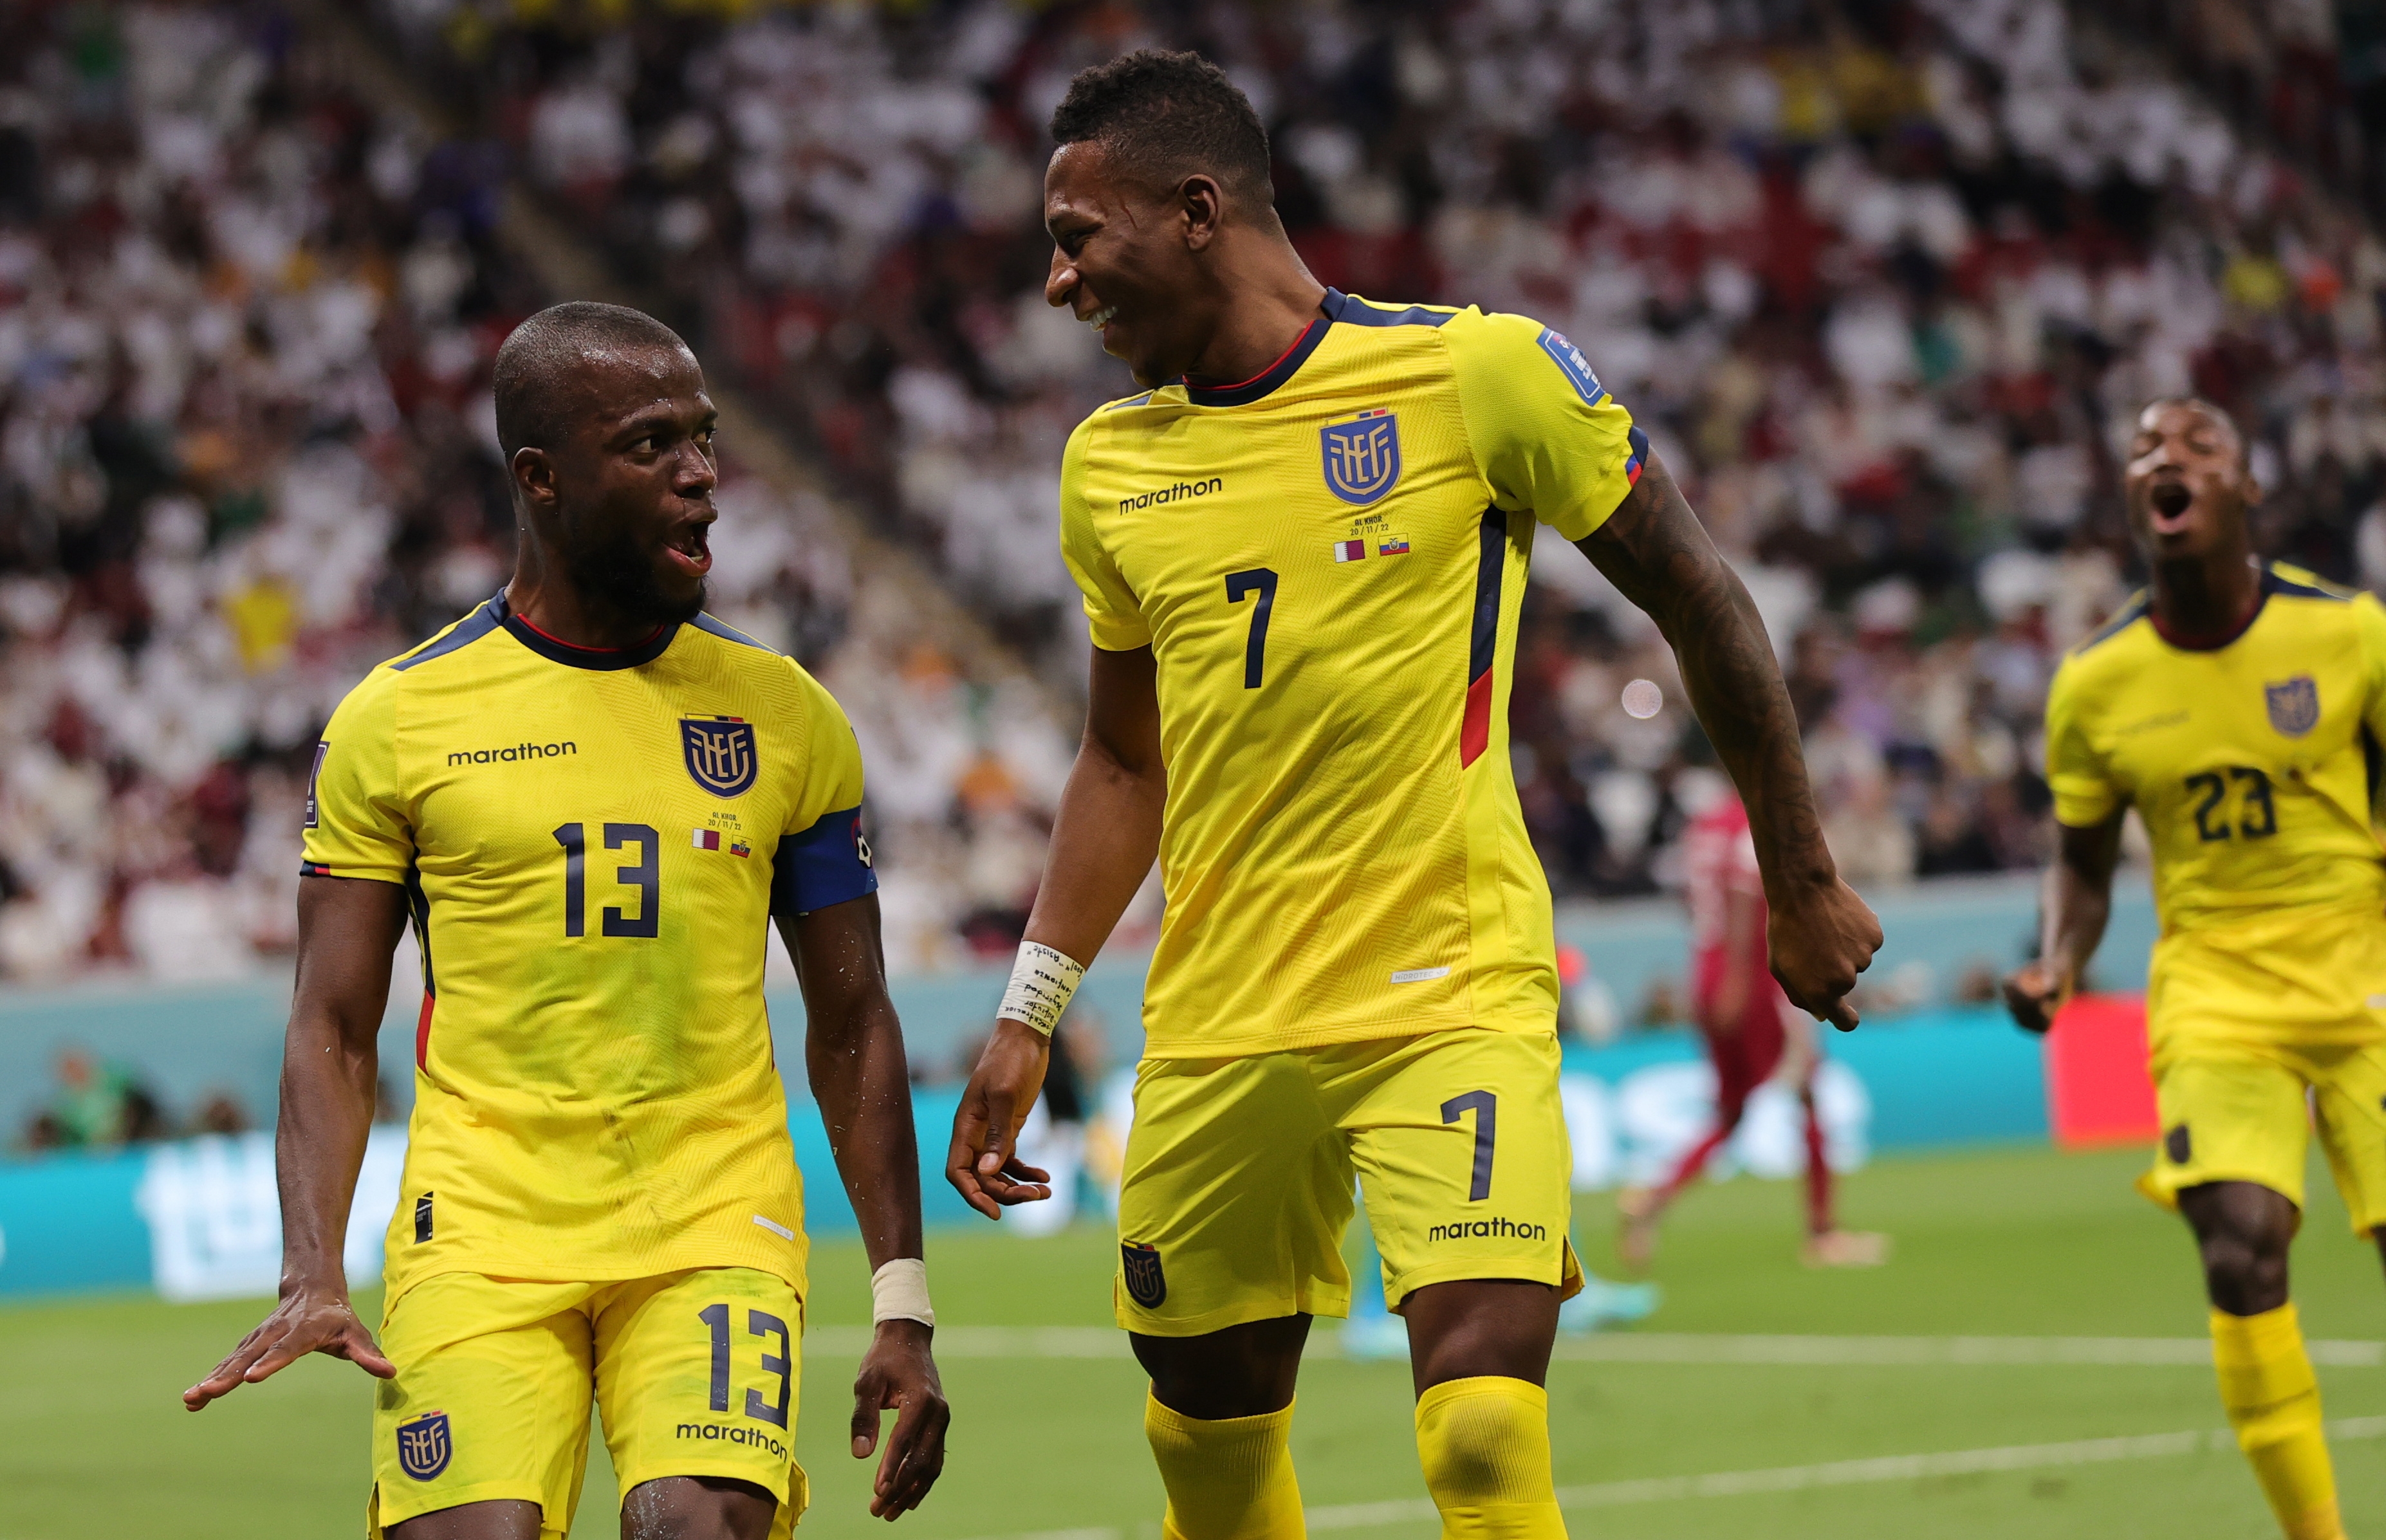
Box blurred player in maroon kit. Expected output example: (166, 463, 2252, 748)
(1618, 791, 1889, 1269)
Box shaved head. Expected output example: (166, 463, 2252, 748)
(493, 302, 694, 461)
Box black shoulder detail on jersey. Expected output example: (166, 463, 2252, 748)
(2075, 592, 2150, 654)
(2262, 564, 2354, 601)
(495, 593, 678, 670)
(690, 613, 777, 653)
(1179, 317, 1329, 407)
(390, 597, 506, 672)
(1322, 288, 1454, 328)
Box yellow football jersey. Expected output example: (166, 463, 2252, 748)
(302, 594, 878, 1302)
(1060, 289, 1647, 1058)
(2046, 562, 2386, 1044)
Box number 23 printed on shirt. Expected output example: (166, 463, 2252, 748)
(2183, 767, 2278, 843)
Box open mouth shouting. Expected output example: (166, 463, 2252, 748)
(2147, 479, 2194, 536)
(663, 518, 713, 577)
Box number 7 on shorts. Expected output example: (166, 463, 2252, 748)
(1441, 1090, 1496, 1201)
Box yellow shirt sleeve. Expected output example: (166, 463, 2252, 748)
(773, 661, 878, 915)
(301, 668, 412, 883)
(1059, 414, 1153, 652)
(2357, 596, 2386, 791)
(788, 661, 867, 832)
(1443, 308, 1649, 543)
(2044, 657, 2121, 828)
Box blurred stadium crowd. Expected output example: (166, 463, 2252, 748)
(1, 0, 2382, 991)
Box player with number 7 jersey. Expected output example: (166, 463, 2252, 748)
(948, 51, 1877, 1540)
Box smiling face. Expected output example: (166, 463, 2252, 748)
(516, 342, 718, 627)
(1043, 141, 1219, 388)
(2123, 399, 2259, 564)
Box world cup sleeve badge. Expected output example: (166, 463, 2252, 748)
(396, 1410, 453, 1481)
(2265, 676, 2318, 737)
(1320, 408, 1401, 506)
(680, 715, 759, 796)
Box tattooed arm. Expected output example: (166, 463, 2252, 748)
(1577, 452, 1883, 1029)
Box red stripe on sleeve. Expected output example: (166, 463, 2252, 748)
(1459, 668, 1495, 767)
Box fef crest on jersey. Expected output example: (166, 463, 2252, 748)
(2262, 681, 2319, 744)
(680, 715, 758, 796)
(396, 1410, 453, 1481)
(1121, 1240, 1167, 1307)
(2266, 676, 2319, 738)
(1320, 408, 1401, 506)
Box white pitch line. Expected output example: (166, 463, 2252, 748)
(941, 1420, 2386, 1540)
(805, 1325, 2386, 1368)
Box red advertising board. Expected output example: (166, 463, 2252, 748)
(2044, 993, 2159, 1148)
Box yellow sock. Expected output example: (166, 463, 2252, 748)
(1143, 1392, 1305, 1540)
(2213, 1305, 2345, 1540)
(1414, 1376, 1567, 1540)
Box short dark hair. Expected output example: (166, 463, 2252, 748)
(492, 301, 691, 460)
(1049, 49, 1274, 211)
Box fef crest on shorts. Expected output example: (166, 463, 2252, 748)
(1320, 409, 1401, 506)
(1122, 1241, 1167, 1308)
(2265, 676, 2319, 738)
(396, 1410, 452, 1481)
(681, 715, 758, 796)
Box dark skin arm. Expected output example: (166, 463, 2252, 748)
(947, 644, 1164, 1218)
(183, 875, 407, 1410)
(2002, 811, 2125, 1034)
(781, 893, 950, 1519)
(1579, 454, 1883, 1028)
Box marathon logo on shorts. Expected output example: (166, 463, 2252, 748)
(2266, 676, 2318, 737)
(1122, 1241, 1167, 1308)
(1426, 1215, 1549, 1243)
(675, 1422, 788, 1462)
(396, 1410, 452, 1481)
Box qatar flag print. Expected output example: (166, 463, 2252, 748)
(1331, 538, 1366, 562)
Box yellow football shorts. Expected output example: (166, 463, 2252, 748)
(369, 1268, 806, 1539)
(2139, 1039, 2386, 1235)
(1114, 1027, 1582, 1335)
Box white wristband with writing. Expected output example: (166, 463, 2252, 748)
(998, 940, 1086, 1038)
(871, 1257, 934, 1328)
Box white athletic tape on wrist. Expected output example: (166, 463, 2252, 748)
(871, 1258, 933, 1327)
(998, 941, 1086, 1039)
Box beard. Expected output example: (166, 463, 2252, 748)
(564, 517, 706, 628)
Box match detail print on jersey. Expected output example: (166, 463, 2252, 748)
(1057, 291, 1646, 1058)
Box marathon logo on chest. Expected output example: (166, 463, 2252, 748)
(681, 716, 758, 797)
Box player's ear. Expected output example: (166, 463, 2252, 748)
(1179, 172, 1224, 252)
(511, 446, 559, 512)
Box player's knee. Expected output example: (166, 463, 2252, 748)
(1414, 1377, 1552, 1507)
(2200, 1233, 2290, 1314)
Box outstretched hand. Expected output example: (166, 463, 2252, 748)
(2002, 960, 2068, 1036)
(183, 1281, 394, 1411)
(1767, 877, 1884, 1032)
(945, 1020, 1054, 1219)
(851, 1319, 948, 1519)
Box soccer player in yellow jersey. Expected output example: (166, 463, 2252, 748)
(2007, 397, 2386, 1540)
(944, 51, 1882, 1540)
(182, 304, 949, 1539)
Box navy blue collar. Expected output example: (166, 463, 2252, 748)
(495, 592, 678, 670)
(1176, 291, 1346, 407)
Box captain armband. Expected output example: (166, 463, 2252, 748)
(997, 940, 1086, 1038)
(871, 1258, 934, 1328)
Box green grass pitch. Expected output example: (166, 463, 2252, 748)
(4, 1143, 2382, 1538)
